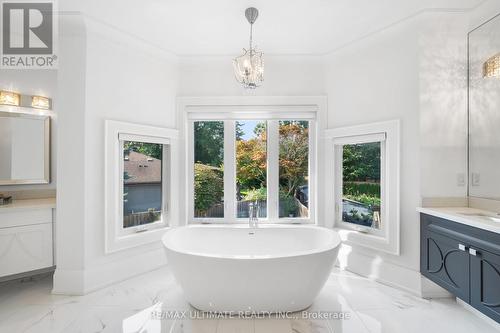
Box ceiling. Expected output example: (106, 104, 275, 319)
(61, 0, 484, 55)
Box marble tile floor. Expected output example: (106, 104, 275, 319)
(0, 267, 498, 333)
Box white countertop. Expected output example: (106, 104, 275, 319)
(417, 206, 500, 234)
(0, 198, 56, 212)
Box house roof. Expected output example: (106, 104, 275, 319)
(124, 151, 162, 184)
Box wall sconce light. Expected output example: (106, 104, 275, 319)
(0, 90, 21, 106)
(483, 53, 500, 78)
(31, 95, 51, 110)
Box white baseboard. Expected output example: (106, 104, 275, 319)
(336, 245, 450, 297)
(52, 268, 86, 295)
(53, 247, 167, 295)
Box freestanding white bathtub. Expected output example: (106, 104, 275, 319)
(161, 225, 341, 313)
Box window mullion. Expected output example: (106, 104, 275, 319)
(188, 121, 195, 221)
(224, 121, 237, 221)
(267, 120, 279, 221)
(162, 145, 170, 220)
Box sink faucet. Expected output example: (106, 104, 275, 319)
(248, 202, 259, 228)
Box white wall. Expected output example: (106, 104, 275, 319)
(323, 2, 500, 294)
(53, 14, 179, 294)
(324, 17, 423, 293)
(53, 13, 87, 293)
(83, 18, 178, 289)
(179, 55, 325, 96)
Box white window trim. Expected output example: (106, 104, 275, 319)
(324, 120, 400, 255)
(178, 96, 328, 225)
(117, 134, 170, 238)
(104, 120, 179, 253)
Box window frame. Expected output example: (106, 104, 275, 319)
(325, 120, 400, 255)
(118, 133, 170, 237)
(334, 135, 386, 237)
(105, 120, 179, 253)
(186, 112, 316, 225)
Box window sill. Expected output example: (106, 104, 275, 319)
(106, 225, 171, 253)
(188, 219, 315, 225)
(333, 227, 399, 255)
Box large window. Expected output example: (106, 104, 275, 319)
(190, 118, 314, 223)
(327, 120, 400, 255)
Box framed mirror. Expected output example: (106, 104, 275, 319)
(0, 112, 50, 185)
(468, 14, 500, 200)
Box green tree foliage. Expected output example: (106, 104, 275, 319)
(236, 122, 244, 140)
(193, 120, 311, 215)
(342, 143, 381, 210)
(343, 182, 380, 197)
(279, 121, 309, 197)
(253, 122, 266, 137)
(194, 163, 223, 214)
(236, 122, 267, 191)
(243, 187, 267, 201)
(194, 121, 224, 167)
(342, 142, 381, 182)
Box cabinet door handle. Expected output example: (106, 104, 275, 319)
(469, 248, 479, 256)
(458, 244, 467, 251)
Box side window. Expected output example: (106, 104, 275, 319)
(105, 119, 178, 253)
(327, 120, 400, 255)
(340, 142, 382, 230)
(122, 141, 164, 229)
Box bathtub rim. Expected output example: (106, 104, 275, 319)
(161, 224, 341, 260)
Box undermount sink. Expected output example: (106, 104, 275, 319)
(459, 212, 500, 223)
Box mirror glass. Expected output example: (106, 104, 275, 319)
(0, 112, 50, 185)
(469, 15, 500, 200)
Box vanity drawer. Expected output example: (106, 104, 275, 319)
(0, 223, 53, 278)
(0, 208, 52, 228)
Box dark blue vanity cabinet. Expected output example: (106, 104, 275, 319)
(421, 213, 500, 323)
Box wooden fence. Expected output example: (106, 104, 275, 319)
(123, 210, 161, 228)
(195, 198, 309, 219)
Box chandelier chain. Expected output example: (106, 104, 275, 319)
(233, 7, 263, 89)
(249, 23, 253, 56)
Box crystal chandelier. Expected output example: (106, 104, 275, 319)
(233, 7, 264, 89)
